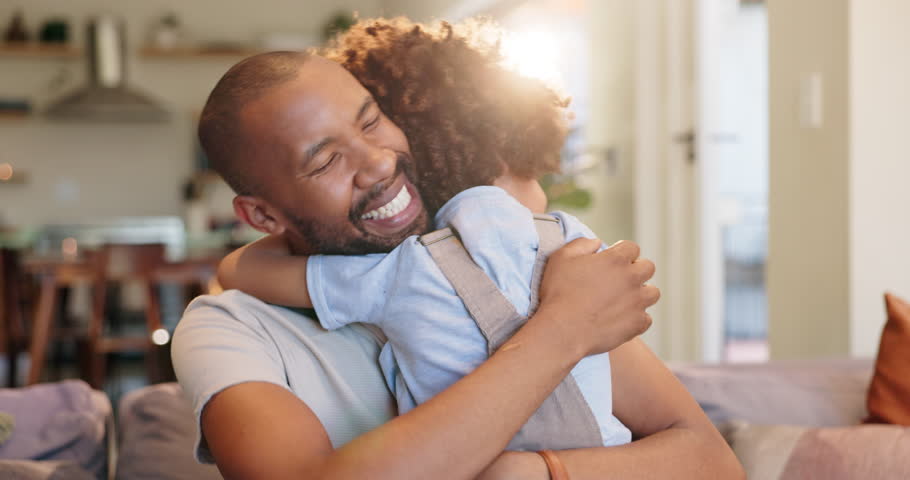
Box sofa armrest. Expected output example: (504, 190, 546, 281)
(116, 382, 221, 480)
(671, 358, 874, 427)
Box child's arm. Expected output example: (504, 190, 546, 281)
(216, 234, 313, 308)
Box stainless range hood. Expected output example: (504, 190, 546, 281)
(45, 15, 169, 123)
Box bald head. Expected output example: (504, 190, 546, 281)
(198, 51, 311, 195)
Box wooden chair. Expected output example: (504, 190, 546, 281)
(88, 243, 168, 388)
(27, 244, 168, 388)
(25, 247, 110, 386)
(1, 249, 10, 385)
(26, 243, 219, 388)
(145, 258, 218, 381)
(0, 248, 28, 386)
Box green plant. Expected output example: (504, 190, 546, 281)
(322, 11, 356, 43)
(541, 174, 593, 210)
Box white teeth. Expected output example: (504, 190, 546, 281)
(361, 186, 411, 220)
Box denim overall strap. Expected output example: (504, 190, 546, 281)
(419, 215, 602, 450)
(418, 227, 524, 354)
(528, 214, 564, 317)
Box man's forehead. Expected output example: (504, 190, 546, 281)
(236, 56, 375, 171)
(245, 60, 362, 122)
(250, 58, 368, 120)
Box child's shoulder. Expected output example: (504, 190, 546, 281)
(547, 210, 600, 243)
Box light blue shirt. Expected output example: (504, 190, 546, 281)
(308, 186, 632, 447)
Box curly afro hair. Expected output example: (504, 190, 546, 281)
(324, 18, 570, 214)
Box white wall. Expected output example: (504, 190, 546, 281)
(576, 0, 637, 243)
(0, 0, 381, 228)
(848, 0, 910, 357)
(767, 0, 851, 359)
(767, 0, 910, 359)
(766, 0, 850, 359)
(633, 0, 666, 358)
(379, 0, 522, 22)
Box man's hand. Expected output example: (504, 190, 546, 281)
(536, 239, 659, 358)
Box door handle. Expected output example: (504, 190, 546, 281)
(674, 130, 696, 164)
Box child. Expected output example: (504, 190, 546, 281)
(218, 19, 633, 450)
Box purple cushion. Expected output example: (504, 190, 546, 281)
(0, 380, 110, 478)
(0, 460, 95, 480)
(722, 422, 809, 479)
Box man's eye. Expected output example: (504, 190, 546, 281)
(310, 154, 338, 176)
(363, 114, 381, 131)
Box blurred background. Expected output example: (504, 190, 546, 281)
(0, 0, 908, 401)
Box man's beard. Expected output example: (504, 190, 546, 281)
(284, 151, 430, 255)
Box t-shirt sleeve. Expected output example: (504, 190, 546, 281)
(551, 210, 609, 251)
(171, 295, 291, 463)
(307, 248, 408, 330)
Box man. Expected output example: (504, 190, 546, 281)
(173, 28, 743, 480)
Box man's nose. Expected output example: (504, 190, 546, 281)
(353, 143, 396, 190)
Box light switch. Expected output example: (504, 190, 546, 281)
(799, 73, 824, 128)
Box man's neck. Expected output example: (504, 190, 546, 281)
(285, 232, 317, 256)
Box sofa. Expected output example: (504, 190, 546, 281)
(2, 358, 905, 479)
(674, 358, 910, 479)
(0, 380, 112, 479)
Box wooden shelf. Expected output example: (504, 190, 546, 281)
(0, 111, 31, 121)
(0, 44, 260, 60)
(0, 44, 80, 59)
(139, 46, 261, 59)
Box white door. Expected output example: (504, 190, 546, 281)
(635, 0, 769, 363)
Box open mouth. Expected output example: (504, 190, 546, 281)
(355, 179, 424, 239)
(361, 185, 412, 220)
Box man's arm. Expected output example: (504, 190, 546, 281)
(557, 339, 743, 479)
(201, 239, 657, 480)
(476, 339, 744, 480)
(204, 310, 582, 480)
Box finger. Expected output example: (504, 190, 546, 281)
(606, 240, 641, 263)
(641, 284, 661, 307)
(631, 259, 656, 283)
(554, 237, 602, 258)
(640, 313, 653, 335)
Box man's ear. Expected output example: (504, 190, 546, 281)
(233, 195, 287, 235)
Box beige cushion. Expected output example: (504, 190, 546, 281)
(724, 422, 910, 480)
(781, 424, 910, 480)
(723, 422, 808, 480)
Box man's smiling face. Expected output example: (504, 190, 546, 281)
(239, 56, 430, 254)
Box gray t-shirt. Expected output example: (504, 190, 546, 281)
(171, 290, 396, 463)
